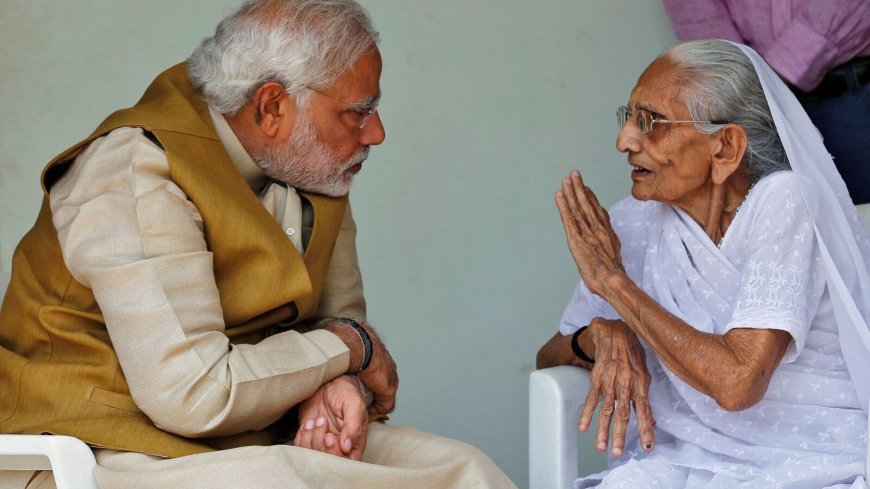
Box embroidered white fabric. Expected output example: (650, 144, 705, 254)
(558, 43, 870, 488)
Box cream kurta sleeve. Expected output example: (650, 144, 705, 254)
(49, 126, 353, 438)
(316, 203, 366, 319)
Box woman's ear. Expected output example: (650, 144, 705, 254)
(710, 124, 747, 185)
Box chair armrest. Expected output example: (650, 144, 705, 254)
(0, 434, 98, 489)
(529, 365, 590, 489)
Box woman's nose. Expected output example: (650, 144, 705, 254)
(616, 123, 640, 154)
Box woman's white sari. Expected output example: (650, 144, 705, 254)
(559, 44, 870, 488)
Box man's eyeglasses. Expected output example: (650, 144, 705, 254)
(306, 86, 380, 129)
(616, 106, 722, 134)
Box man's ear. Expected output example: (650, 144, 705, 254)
(710, 124, 747, 185)
(251, 81, 296, 138)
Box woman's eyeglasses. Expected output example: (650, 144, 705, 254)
(616, 106, 722, 134)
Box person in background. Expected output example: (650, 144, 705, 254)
(0, 1, 517, 488)
(662, 0, 870, 204)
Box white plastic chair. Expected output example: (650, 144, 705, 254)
(0, 435, 98, 489)
(529, 365, 590, 489)
(0, 272, 98, 489)
(530, 204, 870, 488)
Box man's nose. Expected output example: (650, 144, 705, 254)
(360, 112, 385, 146)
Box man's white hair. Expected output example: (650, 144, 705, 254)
(187, 0, 379, 115)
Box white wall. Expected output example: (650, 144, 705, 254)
(0, 1, 677, 485)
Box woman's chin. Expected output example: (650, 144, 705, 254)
(630, 185, 654, 202)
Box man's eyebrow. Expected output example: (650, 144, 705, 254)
(348, 93, 380, 111)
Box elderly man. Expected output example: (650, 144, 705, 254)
(0, 1, 516, 488)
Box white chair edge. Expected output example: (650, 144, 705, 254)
(0, 434, 98, 489)
(529, 365, 589, 489)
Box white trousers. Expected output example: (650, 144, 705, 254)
(1, 423, 516, 489)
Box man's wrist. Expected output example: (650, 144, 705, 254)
(328, 318, 372, 373)
(322, 321, 362, 372)
(345, 374, 374, 406)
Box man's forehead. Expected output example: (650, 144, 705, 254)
(330, 49, 382, 97)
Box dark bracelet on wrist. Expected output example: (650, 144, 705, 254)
(571, 325, 595, 364)
(331, 317, 372, 372)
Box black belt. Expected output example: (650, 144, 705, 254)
(793, 56, 870, 101)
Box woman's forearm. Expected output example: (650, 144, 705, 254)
(536, 330, 595, 370)
(601, 273, 790, 411)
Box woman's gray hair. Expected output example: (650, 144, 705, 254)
(665, 40, 790, 182)
(187, 0, 379, 115)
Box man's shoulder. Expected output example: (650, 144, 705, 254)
(52, 126, 170, 201)
(81, 126, 166, 163)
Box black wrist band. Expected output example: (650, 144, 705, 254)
(332, 318, 372, 371)
(571, 326, 595, 364)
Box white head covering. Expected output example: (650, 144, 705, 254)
(735, 43, 870, 412)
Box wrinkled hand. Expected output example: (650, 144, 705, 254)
(322, 320, 398, 416)
(580, 318, 655, 457)
(357, 324, 399, 416)
(294, 375, 368, 460)
(556, 170, 624, 296)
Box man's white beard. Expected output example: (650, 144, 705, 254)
(251, 109, 369, 197)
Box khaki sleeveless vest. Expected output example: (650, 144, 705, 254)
(0, 63, 348, 457)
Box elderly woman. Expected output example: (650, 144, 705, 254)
(537, 40, 870, 488)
